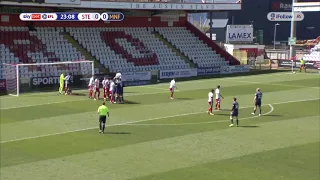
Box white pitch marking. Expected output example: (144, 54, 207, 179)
(123, 104, 274, 126)
(0, 98, 318, 144)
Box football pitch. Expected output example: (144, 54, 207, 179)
(0, 72, 319, 180)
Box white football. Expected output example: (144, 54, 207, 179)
(293, 71, 296, 74)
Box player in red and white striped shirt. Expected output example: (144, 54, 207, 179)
(88, 76, 94, 99)
(102, 77, 109, 101)
(94, 78, 100, 100)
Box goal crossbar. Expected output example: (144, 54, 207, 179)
(2, 60, 95, 97)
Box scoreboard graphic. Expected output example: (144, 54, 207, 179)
(19, 12, 125, 21)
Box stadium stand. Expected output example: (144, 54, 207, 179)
(156, 27, 228, 67)
(302, 41, 320, 61)
(0, 26, 99, 79)
(0, 14, 239, 80)
(66, 27, 190, 72)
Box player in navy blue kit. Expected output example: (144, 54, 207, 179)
(117, 79, 124, 104)
(252, 88, 263, 116)
(230, 97, 239, 127)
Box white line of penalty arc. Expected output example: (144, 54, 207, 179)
(126, 104, 274, 126)
(0, 98, 319, 144)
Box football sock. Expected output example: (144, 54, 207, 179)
(102, 123, 105, 132)
(218, 103, 220, 109)
(230, 118, 233, 124)
(253, 109, 256, 114)
(99, 122, 102, 131)
(236, 119, 239, 126)
(259, 108, 262, 114)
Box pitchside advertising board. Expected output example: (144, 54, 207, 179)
(121, 71, 151, 82)
(226, 25, 253, 42)
(220, 65, 250, 74)
(197, 67, 220, 76)
(278, 60, 320, 69)
(31, 76, 74, 88)
(160, 69, 198, 79)
(267, 12, 304, 21)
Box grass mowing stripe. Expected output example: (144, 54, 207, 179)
(0, 80, 312, 110)
(2, 116, 318, 180)
(126, 104, 273, 126)
(1, 98, 318, 144)
(0, 71, 311, 100)
(0, 91, 169, 110)
(222, 78, 320, 89)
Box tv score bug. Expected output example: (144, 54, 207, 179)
(100, 12, 125, 21)
(20, 12, 124, 21)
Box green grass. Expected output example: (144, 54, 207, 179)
(0, 72, 319, 180)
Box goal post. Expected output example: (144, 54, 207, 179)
(3, 61, 95, 97)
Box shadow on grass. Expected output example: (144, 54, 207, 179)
(215, 113, 230, 116)
(239, 125, 259, 128)
(123, 100, 140, 104)
(104, 132, 131, 135)
(71, 93, 86, 96)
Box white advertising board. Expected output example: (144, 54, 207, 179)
(160, 69, 197, 79)
(226, 25, 253, 42)
(121, 71, 151, 82)
(220, 65, 250, 74)
(267, 12, 304, 21)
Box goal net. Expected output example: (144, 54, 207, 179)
(3, 61, 94, 96)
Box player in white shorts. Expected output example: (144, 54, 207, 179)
(88, 76, 94, 99)
(109, 80, 115, 103)
(64, 74, 71, 95)
(102, 77, 109, 101)
(94, 78, 100, 100)
(215, 85, 224, 110)
(207, 89, 214, 115)
(169, 78, 177, 99)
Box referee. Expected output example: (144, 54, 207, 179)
(97, 102, 109, 134)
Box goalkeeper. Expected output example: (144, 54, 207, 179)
(59, 73, 64, 94)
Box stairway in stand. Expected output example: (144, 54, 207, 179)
(154, 32, 196, 68)
(62, 32, 108, 73)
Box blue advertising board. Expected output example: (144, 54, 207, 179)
(197, 67, 220, 76)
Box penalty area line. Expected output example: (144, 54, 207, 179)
(124, 104, 274, 126)
(0, 98, 318, 144)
